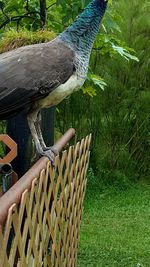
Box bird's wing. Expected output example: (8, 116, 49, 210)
(0, 39, 75, 118)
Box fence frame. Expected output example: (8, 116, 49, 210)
(0, 129, 91, 267)
(0, 128, 75, 224)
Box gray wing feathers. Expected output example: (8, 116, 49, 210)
(0, 40, 75, 118)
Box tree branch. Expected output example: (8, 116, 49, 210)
(0, 6, 9, 19)
(46, 2, 56, 10)
(0, 11, 40, 30)
(39, 0, 47, 27)
(92, 47, 104, 51)
(26, 0, 29, 12)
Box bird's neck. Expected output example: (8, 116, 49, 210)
(59, 0, 107, 55)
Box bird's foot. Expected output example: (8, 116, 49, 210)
(39, 146, 58, 166)
(35, 142, 59, 166)
(41, 150, 55, 165)
(43, 146, 59, 156)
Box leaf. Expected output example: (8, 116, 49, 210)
(82, 86, 97, 97)
(111, 43, 139, 62)
(88, 74, 107, 91)
(122, 51, 140, 62)
(108, 0, 113, 5)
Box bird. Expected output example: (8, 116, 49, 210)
(0, 0, 108, 164)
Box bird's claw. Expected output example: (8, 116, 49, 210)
(40, 150, 55, 166)
(40, 146, 58, 166)
(43, 146, 59, 156)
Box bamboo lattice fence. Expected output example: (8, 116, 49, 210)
(0, 130, 91, 267)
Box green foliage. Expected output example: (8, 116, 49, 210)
(0, 0, 149, 185)
(0, 0, 41, 31)
(55, 0, 150, 184)
(88, 74, 107, 91)
(82, 74, 107, 97)
(111, 43, 139, 61)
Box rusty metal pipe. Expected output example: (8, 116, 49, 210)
(0, 128, 75, 224)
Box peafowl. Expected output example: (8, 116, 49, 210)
(0, 0, 108, 163)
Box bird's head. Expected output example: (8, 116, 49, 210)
(94, 0, 108, 8)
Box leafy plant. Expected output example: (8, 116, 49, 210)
(0, 0, 149, 185)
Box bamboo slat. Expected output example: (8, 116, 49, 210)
(0, 134, 91, 267)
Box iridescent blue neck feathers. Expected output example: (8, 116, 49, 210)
(59, 0, 108, 54)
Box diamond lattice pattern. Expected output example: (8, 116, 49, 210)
(0, 135, 91, 267)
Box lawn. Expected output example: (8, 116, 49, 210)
(77, 177, 150, 267)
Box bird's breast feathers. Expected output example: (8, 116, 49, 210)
(37, 74, 85, 108)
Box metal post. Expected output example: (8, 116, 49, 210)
(0, 163, 13, 194)
(7, 111, 31, 177)
(0, 163, 14, 256)
(1, 163, 13, 193)
(7, 108, 55, 177)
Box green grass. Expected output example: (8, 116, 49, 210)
(77, 177, 150, 267)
